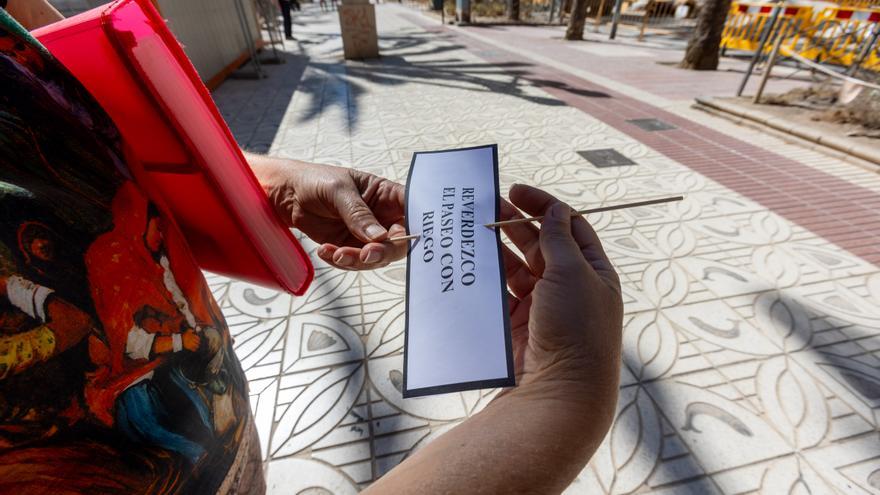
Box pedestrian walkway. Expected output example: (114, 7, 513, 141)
(449, 19, 810, 103)
(211, 5, 880, 493)
(430, 15, 880, 265)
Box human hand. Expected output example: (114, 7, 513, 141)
(362, 185, 623, 495)
(182, 329, 201, 353)
(498, 184, 623, 409)
(248, 155, 406, 271)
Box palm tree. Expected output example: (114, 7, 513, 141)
(565, 0, 590, 39)
(680, 0, 732, 69)
(507, 0, 521, 21)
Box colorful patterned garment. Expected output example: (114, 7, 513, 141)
(0, 9, 264, 494)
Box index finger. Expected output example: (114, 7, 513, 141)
(379, 222, 409, 263)
(392, 181, 405, 208)
(511, 184, 618, 283)
(500, 198, 544, 276)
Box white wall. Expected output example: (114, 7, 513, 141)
(49, 0, 107, 17)
(48, 0, 262, 84)
(156, 0, 262, 83)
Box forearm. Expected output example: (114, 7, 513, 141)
(242, 150, 295, 189)
(6, 0, 63, 30)
(365, 385, 616, 494)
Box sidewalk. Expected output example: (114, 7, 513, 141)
(450, 19, 811, 103)
(211, 5, 880, 493)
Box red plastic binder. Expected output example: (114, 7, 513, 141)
(33, 0, 314, 295)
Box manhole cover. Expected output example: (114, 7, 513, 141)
(578, 149, 636, 168)
(627, 118, 676, 131)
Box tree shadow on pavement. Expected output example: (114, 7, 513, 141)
(624, 288, 880, 492)
(216, 27, 611, 144)
(289, 31, 610, 129)
(213, 52, 311, 153)
(762, 292, 880, 403)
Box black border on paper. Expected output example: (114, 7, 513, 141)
(401, 144, 515, 398)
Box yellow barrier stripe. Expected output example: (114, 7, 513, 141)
(723, 2, 880, 72)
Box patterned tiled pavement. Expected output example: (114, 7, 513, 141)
(210, 5, 880, 493)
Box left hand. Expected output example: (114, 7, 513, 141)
(498, 185, 622, 398)
(249, 155, 407, 270)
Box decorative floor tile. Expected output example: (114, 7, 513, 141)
(265, 458, 360, 494)
(644, 379, 793, 474)
(207, 4, 880, 492)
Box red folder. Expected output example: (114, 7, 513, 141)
(33, 0, 314, 295)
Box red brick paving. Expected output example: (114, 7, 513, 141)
(402, 13, 880, 265)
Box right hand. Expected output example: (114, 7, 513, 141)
(497, 184, 623, 409)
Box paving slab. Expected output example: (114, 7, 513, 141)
(210, 5, 880, 493)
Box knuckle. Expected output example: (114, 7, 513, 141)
(542, 230, 570, 244)
(326, 176, 349, 191)
(346, 203, 374, 223)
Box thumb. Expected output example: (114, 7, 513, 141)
(539, 202, 583, 273)
(336, 189, 388, 243)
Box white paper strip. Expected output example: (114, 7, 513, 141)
(403, 145, 514, 398)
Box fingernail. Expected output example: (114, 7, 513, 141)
(334, 253, 353, 266)
(365, 224, 387, 241)
(364, 250, 381, 264)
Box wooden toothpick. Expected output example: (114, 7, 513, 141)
(387, 234, 420, 242)
(486, 195, 684, 228)
(386, 195, 684, 240)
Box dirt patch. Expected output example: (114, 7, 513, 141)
(763, 79, 880, 136)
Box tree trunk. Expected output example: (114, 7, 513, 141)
(565, 0, 589, 39)
(507, 0, 520, 21)
(679, 0, 732, 70)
